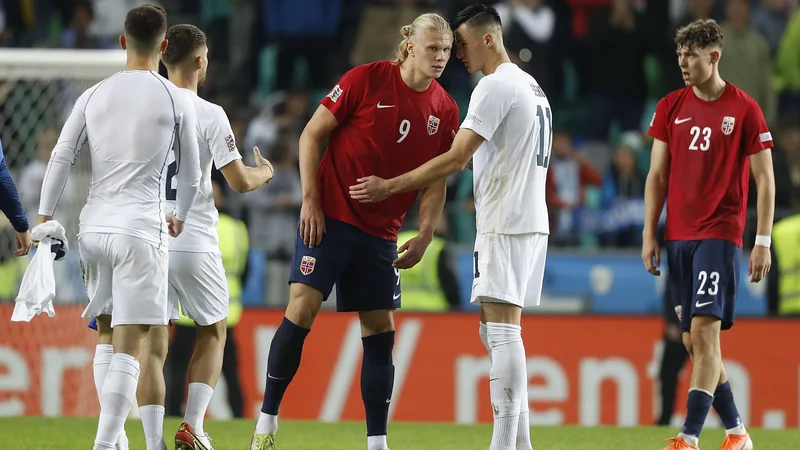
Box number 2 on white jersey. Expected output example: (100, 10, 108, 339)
(165, 161, 177, 201)
(535, 105, 552, 168)
(689, 126, 711, 151)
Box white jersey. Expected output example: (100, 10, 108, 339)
(38, 71, 202, 250)
(167, 91, 242, 252)
(460, 63, 551, 236)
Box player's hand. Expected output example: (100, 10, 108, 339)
(253, 146, 275, 184)
(641, 235, 661, 276)
(748, 245, 771, 283)
(393, 233, 432, 269)
(349, 176, 392, 203)
(299, 198, 325, 247)
(166, 213, 185, 237)
(15, 230, 32, 256)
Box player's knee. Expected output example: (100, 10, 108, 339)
(689, 316, 721, 357)
(96, 315, 113, 345)
(142, 325, 169, 362)
(681, 332, 694, 358)
(286, 283, 324, 328)
(358, 310, 395, 337)
(197, 320, 227, 347)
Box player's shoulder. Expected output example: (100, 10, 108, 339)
(658, 86, 693, 108)
(428, 79, 459, 112)
(345, 60, 395, 81)
(474, 65, 519, 98)
(725, 82, 760, 112)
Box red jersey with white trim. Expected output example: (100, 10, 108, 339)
(318, 60, 459, 241)
(648, 83, 773, 247)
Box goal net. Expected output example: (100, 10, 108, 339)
(0, 48, 125, 417)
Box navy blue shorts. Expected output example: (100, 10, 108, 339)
(288, 217, 401, 312)
(666, 239, 741, 332)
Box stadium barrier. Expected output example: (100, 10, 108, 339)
(2, 306, 798, 428)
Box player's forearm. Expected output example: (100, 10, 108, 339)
(391, 152, 463, 195)
(643, 172, 667, 238)
(37, 150, 73, 219)
(241, 165, 273, 193)
(417, 181, 446, 239)
(754, 172, 775, 238)
(299, 132, 323, 202)
(0, 160, 29, 232)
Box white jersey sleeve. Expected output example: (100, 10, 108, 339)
(171, 90, 202, 222)
(460, 76, 515, 142)
(207, 104, 243, 170)
(38, 87, 93, 216)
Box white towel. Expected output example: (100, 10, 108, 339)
(11, 220, 69, 322)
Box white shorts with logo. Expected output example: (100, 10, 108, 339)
(167, 251, 229, 326)
(79, 232, 169, 327)
(470, 232, 549, 308)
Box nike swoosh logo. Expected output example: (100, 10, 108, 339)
(385, 399, 391, 403)
(674, 117, 692, 124)
(695, 300, 714, 308)
(393, 293, 401, 300)
(267, 373, 285, 380)
(377, 102, 395, 109)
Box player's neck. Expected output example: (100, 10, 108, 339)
(692, 73, 726, 101)
(168, 71, 199, 93)
(399, 63, 433, 92)
(124, 52, 160, 72)
(481, 51, 512, 76)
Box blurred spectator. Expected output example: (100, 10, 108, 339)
(750, 0, 792, 56)
(547, 130, 603, 245)
(241, 133, 301, 261)
(599, 131, 646, 247)
(61, 2, 99, 50)
(583, 0, 650, 140)
(657, 274, 689, 425)
(18, 128, 76, 224)
(718, 0, 776, 125)
(775, 11, 800, 116)
(245, 89, 312, 158)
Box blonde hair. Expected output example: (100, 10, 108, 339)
(394, 13, 452, 64)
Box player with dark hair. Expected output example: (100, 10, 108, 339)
(350, 4, 550, 449)
(38, 4, 203, 450)
(250, 12, 459, 450)
(643, 18, 773, 450)
(0, 139, 31, 257)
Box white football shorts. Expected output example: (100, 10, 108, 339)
(167, 251, 229, 326)
(470, 232, 549, 308)
(79, 232, 169, 327)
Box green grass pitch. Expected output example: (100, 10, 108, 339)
(1, 417, 799, 449)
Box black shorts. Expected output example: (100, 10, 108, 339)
(288, 217, 401, 312)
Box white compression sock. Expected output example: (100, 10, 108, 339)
(367, 435, 388, 450)
(184, 382, 214, 435)
(487, 322, 525, 450)
(481, 322, 530, 450)
(139, 404, 166, 450)
(256, 413, 278, 435)
(93, 345, 130, 448)
(94, 353, 139, 450)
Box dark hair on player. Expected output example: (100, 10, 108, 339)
(162, 24, 207, 66)
(452, 4, 502, 32)
(675, 19, 724, 51)
(124, 4, 167, 51)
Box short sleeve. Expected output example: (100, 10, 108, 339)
(438, 102, 460, 155)
(648, 97, 669, 143)
(207, 105, 243, 170)
(460, 77, 513, 141)
(742, 100, 773, 155)
(320, 65, 369, 124)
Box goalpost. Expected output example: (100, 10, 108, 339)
(0, 48, 126, 418)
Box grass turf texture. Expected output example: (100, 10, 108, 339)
(1, 417, 799, 449)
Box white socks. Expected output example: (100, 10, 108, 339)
(480, 323, 532, 450)
(256, 412, 279, 435)
(368, 435, 388, 450)
(139, 404, 166, 450)
(485, 322, 527, 450)
(94, 353, 140, 450)
(184, 382, 214, 435)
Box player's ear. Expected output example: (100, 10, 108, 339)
(160, 39, 168, 54)
(119, 34, 127, 50)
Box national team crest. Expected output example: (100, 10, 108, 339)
(427, 115, 440, 135)
(225, 135, 236, 152)
(721, 116, 736, 135)
(300, 255, 316, 276)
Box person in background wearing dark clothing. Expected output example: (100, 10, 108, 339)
(657, 272, 690, 425)
(0, 138, 31, 257)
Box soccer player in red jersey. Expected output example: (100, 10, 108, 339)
(643, 19, 774, 450)
(250, 13, 459, 450)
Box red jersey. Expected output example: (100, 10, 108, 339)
(317, 60, 459, 241)
(648, 83, 773, 247)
